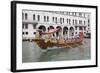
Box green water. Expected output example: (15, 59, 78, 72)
(22, 39, 91, 63)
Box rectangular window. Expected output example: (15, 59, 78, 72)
(44, 16, 46, 22)
(75, 19, 77, 25)
(84, 20, 86, 25)
(75, 12, 77, 16)
(60, 18, 62, 24)
(73, 19, 74, 25)
(52, 17, 54, 22)
(67, 18, 68, 23)
(84, 27, 86, 30)
(79, 13, 82, 16)
(22, 13, 24, 20)
(47, 16, 49, 22)
(25, 24, 28, 29)
(25, 13, 27, 20)
(33, 23, 37, 29)
(33, 14, 35, 20)
(55, 17, 57, 23)
(88, 19, 90, 24)
(79, 20, 82, 24)
(75, 26, 77, 30)
(22, 32, 24, 35)
(37, 15, 40, 21)
(22, 23, 24, 29)
(79, 27, 82, 30)
(63, 18, 64, 23)
(69, 19, 71, 24)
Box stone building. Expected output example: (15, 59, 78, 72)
(22, 10, 91, 40)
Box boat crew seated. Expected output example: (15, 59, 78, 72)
(64, 35, 68, 40)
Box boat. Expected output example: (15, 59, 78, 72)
(32, 28, 83, 49)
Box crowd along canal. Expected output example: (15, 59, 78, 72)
(22, 38, 91, 63)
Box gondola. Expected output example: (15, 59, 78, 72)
(32, 28, 84, 49)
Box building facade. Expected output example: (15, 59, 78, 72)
(22, 10, 91, 40)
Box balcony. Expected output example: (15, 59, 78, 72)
(22, 20, 38, 24)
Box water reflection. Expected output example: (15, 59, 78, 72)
(22, 39, 91, 63)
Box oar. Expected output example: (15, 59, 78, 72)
(65, 45, 73, 48)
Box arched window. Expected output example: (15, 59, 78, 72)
(69, 27, 74, 36)
(56, 26, 62, 37)
(25, 13, 27, 20)
(38, 25, 46, 32)
(63, 27, 68, 36)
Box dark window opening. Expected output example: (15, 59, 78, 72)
(22, 23, 24, 29)
(37, 15, 40, 21)
(79, 13, 82, 16)
(25, 13, 27, 20)
(52, 17, 54, 22)
(33, 14, 35, 20)
(79, 20, 82, 24)
(63, 18, 64, 23)
(67, 18, 68, 23)
(84, 27, 86, 30)
(22, 13, 24, 20)
(69, 19, 71, 24)
(73, 19, 74, 25)
(75, 20, 77, 25)
(33, 24, 37, 29)
(47, 16, 49, 22)
(26, 32, 28, 35)
(60, 18, 62, 24)
(79, 27, 83, 30)
(75, 26, 77, 30)
(33, 32, 36, 34)
(44, 16, 46, 22)
(22, 32, 24, 35)
(84, 21, 86, 25)
(88, 19, 90, 24)
(25, 24, 28, 29)
(55, 17, 57, 23)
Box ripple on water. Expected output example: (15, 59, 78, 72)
(22, 39, 91, 63)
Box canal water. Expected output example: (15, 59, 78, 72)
(22, 39, 91, 63)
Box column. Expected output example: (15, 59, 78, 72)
(67, 29, 69, 39)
